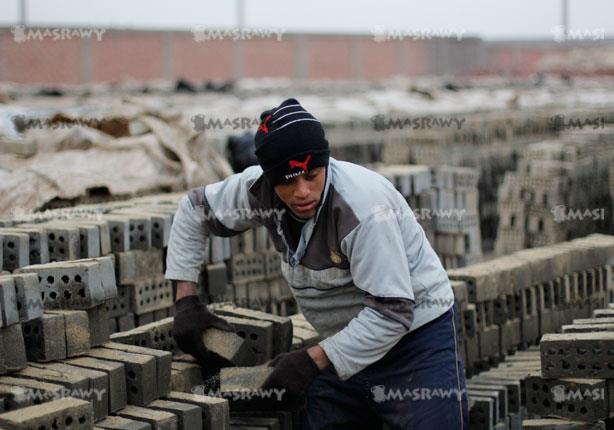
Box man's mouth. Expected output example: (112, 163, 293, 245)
(293, 200, 317, 212)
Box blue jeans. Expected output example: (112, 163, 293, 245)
(304, 303, 469, 430)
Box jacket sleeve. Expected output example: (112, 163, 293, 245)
(318, 206, 417, 380)
(165, 165, 264, 283)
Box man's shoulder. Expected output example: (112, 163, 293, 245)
(329, 158, 404, 221)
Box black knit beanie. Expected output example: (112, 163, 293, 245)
(254, 98, 330, 186)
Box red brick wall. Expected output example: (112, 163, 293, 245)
(0, 28, 610, 84)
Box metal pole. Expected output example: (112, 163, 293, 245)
(19, 0, 27, 25)
(233, 0, 245, 80)
(561, 0, 569, 42)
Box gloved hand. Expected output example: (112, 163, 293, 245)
(172, 295, 234, 372)
(260, 348, 321, 409)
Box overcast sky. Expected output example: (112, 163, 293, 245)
(1, 0, 613, 40)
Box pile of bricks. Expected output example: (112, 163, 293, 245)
(376, 164, 482, 268)
(450, 234, 614, 429)
(495, 127, 614, 255)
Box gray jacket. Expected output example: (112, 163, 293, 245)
(165, 157, 454, 380)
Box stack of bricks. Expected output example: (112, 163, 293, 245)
(376, 164, 482, 268)
(495, 126, 614, 255)
(448, 233, 614, 429)
(450, 234, 614, 379)
(518, 302, 614, 428)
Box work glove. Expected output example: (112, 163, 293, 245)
(172, 295, 234, 374)
(259, 348, 321, 409)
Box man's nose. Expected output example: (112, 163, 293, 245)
(293, 176, 310, 199)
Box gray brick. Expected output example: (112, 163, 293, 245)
(40, 224, 81, 262)
(164, 391, 230, 430)
(521, 418, 606, 429)
(102, 342, 172, 399)
(17, 260, 106, 309)
(220, 366, 273, 393)
(129, 275, 173, 315)
(223, 316, 274, 364)
(29, 361, 108, 421)
(201, 327, 256, 367)
(22, 313, 66, 362)
(96, 415, 152, 430)
(104, 216, 131, 252)
(562, 323, 614, 333)
(117, 405, 177, 430)
(118, 313, 136, 332)
(541, 332, 614, 378)
(148, 399, 202, 430)
(0, 397, 93, 430)
(525, 372, 612, 422)
(63, 356, 127, 413)
(0, 383, 33, 412)
(0, 232, 29, 271)
(107, 285, 131, 319)
(11, 273, 43, 322)
(85, 347, 157, 406)
(111, 317, 175, 353)
(468, 395, 495, 430)
(47, 310, 91, 357)
(211, 305, 293, 356)
(0, 276, 19, 326)
(0, 324, 27, 371)
(89, 304, 111, 346)
(0, 227, 49, 264)
(205, 263, 228, 298)
(0, 376, 65, 402)
(170, 361, 203, 393)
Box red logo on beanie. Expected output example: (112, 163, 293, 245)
(258, 114, 272, 134)
(288, 154, 311, 173)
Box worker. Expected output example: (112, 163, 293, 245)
(165, 98, 469, 429)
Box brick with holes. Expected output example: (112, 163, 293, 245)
(95, 415, 152, 430)
(84, 347, 157, 406)
(47, 310, 91, 357)
(21, 313, 66, 362)
(11, 273, 43, 322)
(63, 356, 127, 413)
(28, 361, 108, 421)
(0, 227, 49, 265)
(16, 260, 107, 309)
(163, 391, 229, 430)
(102, 342, 172, 399)
(541, 332, 614, 379)
(525, 371, 613, 422)
(210, 304, 293, 355)
(0, 396, 93, 430)
(0, 276, 19, 326)
(0, 232, 29, 271)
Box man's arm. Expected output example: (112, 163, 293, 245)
(165, 165, 264, 284)
(319, 206, 418, 380)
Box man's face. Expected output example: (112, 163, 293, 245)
(274, 167, 326, 219)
